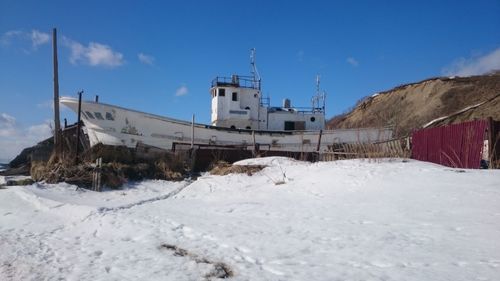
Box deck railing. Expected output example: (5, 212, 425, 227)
(211, 75, 260, 90)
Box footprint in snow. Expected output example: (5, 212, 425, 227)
(235, 246, 251, 253)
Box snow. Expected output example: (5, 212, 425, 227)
(1, 157, 500, 280)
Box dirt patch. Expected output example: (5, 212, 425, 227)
(205, 263, 233, 279)
(159, 243, 233, 279)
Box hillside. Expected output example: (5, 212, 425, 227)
(327, 72, 500, 137)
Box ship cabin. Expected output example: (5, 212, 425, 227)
(210, 74, 326, 131)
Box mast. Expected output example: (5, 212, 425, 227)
(312, 74, 326, 113)
(316, 74, 320, 95)
(250, 48, 261, 90)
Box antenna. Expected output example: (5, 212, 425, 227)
(316, 74, 320, 96)
(250, 48, 261, 90)
(312, 74, 326, 113)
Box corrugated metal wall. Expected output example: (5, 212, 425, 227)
(411, 120, 488, 168)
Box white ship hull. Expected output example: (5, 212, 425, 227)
(60, 97, 392, 153)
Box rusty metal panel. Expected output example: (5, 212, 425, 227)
(411, 130, 426, 161)
(411, 120, 488, 169)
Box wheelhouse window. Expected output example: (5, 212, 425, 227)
(105, 112, 114, 121)
(219, 88, 225, 96)
(232, 92, 238, 101)
(94, 112, 104, 120)
(85, 111, 95, 119)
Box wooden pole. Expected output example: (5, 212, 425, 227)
(191, 114, 195, 148)
(316, 129, 323, 152)
(252, 130, 256, 157)
(75, 91, 83, 165)
(52, 28, 61, 156)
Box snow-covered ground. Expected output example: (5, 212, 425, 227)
(1, 158, 499, 280)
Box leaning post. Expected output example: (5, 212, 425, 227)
(75, 91, 83, 165)
(52, 28, 61, 156)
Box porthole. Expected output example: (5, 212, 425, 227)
(310, 117, 316, 122)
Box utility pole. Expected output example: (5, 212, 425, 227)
(191, 114, 195, 148)
(52, 28, 61, 156)
(75, 91, 83, 165)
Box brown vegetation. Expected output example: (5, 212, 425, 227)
(30, 145, 189, 189)
(209, 161, 266, 176)
(328, 73, 500, 137)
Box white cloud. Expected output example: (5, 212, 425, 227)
(0, 113, 53, 162)
(0, 113, 17, 137)
(3, 30, 124, 67)
(63, 37, 124, 67)
(0, 113, 16, 126)
(30, 30, 50, 48)
(27, 122, 52, 137)
(175, 85, 188, 96)
(346, 57, 359, 67)
(443, 47, 500, 77)
(138, 53, 155, 65)
(0, 30, 22, 45)
(1, 29, 49, 49)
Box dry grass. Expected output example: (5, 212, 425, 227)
(30, 146, 190, 189)
(489, 133, 500, 169)
(209, 161, 266, 176)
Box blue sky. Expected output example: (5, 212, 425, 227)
(1, 0, 499, 161)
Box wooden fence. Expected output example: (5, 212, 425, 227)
(320, 138, 410, 161)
